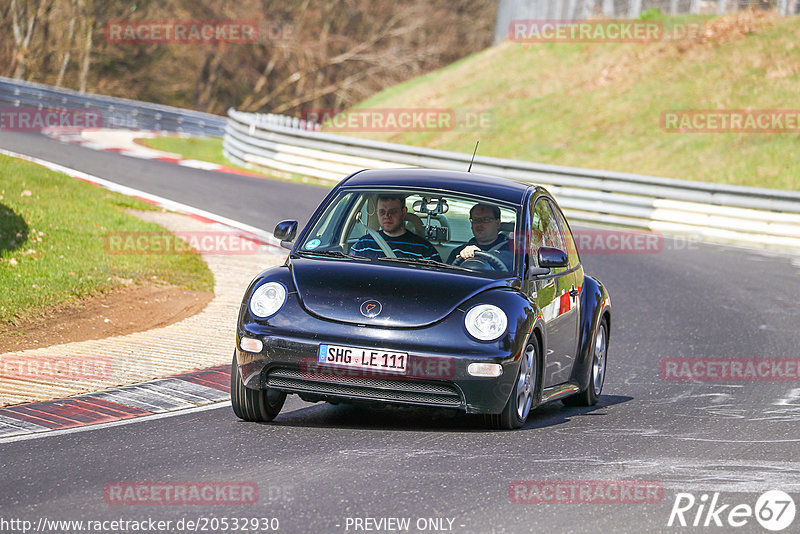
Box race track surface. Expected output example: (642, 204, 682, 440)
(1, 132, 799, 534)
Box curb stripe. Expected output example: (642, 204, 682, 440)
(2, 405, 96, 429)
(143, 379, 228, 403)
(0, 366, 233, 439)
(0, 414, 49, 436)
(177, 366, 231, 392)
(92, 389, 192, 413)
(44, 128, 266, 178)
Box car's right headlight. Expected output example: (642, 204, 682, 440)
(465, 304, 507, 341)
(249, 282, 287, 318)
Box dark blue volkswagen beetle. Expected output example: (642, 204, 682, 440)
(232, 168, 611, 429)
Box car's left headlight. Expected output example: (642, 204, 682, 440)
(465, 304, 507, 341)
(249, 282, 287, 318)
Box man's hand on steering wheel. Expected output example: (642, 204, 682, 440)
(458, 245, 481, 261)
(452, 249, 506, 271)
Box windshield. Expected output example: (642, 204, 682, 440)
(296, 188, 518, 276)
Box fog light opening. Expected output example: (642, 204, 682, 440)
(468, 363, 503, 377)
(240, 337, 263, 353)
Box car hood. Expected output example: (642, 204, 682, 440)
(289, 256, 512, 328)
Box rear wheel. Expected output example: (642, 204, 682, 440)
(231, 352, 286, 422)
(563, 318, 607, 407)
(487, 336, 538, 430)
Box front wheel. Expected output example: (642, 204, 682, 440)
(231, 352, 286, 422)
(563, 318, 608, 407)
(487, 336, 538, 430)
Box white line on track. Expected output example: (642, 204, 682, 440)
(0, 401, 231, 445)
(0, 147, 282, 248)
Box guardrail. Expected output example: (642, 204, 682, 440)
(0, 77, 225, 136)
(224, 108, 800, 251)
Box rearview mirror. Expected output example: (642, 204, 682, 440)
(412, 197, 449, 215)
(274, 220, 298, 249)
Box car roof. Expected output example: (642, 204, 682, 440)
(340, 168, 536, 205)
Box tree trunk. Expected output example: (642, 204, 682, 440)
(56, 0, 79, 87)
(78, 2, 93, 93)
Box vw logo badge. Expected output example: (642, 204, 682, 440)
(360, 300, 382, 318)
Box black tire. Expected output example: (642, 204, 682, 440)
(487, 336, 538, 430)
(231, 352, 286, 422)
(563, 318, 608, 407)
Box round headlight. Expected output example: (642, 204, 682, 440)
(249, 282, 287, 318)
(465, 304, 508, 341)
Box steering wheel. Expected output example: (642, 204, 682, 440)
(452, 250, 506, 271)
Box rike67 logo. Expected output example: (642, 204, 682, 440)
(668, 490, 796, 531)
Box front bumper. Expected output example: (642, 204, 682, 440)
(236, 307, 525, 415)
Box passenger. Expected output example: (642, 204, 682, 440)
(350, 195, 442, 261)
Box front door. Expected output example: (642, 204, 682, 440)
(527, 198, 580, 388)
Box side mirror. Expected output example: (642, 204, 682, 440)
(274, 220, 298, 250)
(538, 246, 568, 268)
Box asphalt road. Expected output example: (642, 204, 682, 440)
(1, 132, 799, 534)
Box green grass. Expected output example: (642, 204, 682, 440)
(0, 155, 214, 326)
(137, 136, 334, 188)
(137, 136, 236, 168)
(333, 11, 800, 191)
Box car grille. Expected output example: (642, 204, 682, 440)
(265, 367, 463, 407)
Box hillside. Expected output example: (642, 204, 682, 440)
(340, 11, 799, 190)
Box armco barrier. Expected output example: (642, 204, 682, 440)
(0, 77, 225, 136)
(223, 108, 800, 252)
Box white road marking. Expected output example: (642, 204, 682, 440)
(0, 401, 231, 445)
(0, 147, 282, 248)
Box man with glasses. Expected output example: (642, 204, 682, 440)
(447, 203, 512, 268)
(351, 195, 442, 261)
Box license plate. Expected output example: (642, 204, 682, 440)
(318, 344, 408, 374)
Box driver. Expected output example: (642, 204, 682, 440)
(350, 195, 442, 261)
(447, 203, 512, 268)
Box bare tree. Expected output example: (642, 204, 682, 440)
(0, 0, 495, 115)
(55, 0, 79, 86)
(9, 0, 53, 79)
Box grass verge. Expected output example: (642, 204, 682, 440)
(137, 136, 237, 168)
(137, 136, 334, 188)
(333, 10, 799, 191)
(0, 154, 214, 326)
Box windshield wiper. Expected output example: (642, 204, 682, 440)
(376, 256, 471, 271)
(296, 250, 369, 260)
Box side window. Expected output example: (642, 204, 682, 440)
(548, 201, 580, 267)
(531, 198, 565, 251)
